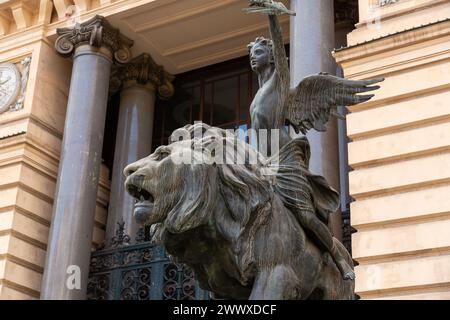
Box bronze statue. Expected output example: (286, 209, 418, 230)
(124, 123, 355, 299)
(245, 0, 382, 281)
(123, 0, 383, 299)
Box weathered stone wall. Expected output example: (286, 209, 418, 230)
(334, 0, 450, 300)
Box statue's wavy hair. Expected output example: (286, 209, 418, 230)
(247, 37, 274, 64)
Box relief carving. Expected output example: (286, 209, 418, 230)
(379, 0, 399, 6)
(0, 56, 31, 114)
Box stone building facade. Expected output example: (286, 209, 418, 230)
(0, 0, 448, 300)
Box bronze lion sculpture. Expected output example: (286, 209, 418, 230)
(124, 123, 354, 300)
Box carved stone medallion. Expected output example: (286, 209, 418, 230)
(379, 0, 398, 6)
(0, 63, 21, 114)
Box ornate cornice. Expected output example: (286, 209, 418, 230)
(54, 15, 134, 63)
(110, 53, 175, 99)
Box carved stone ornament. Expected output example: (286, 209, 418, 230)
(55, 15, 134, 63)
(110, 53, 175, 99)
(0, 57, 31, 114)
(0, 63, 21, 114)
(13, 57, 32, 112)
(379, 0, 398, 6)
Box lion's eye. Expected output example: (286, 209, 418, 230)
(153, 150, 170, 161)
(158, 151, 170, 160)
(152, 146, 171, 161)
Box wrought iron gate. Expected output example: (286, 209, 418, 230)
(87, 224, 209, 300)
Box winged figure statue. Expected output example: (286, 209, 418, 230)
(244, 0, 384, 280)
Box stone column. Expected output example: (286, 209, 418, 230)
(41, 15, 133, 300)
(334, 4, 359, 250)
(289, 0, 341, 236)
(105, 54, 174, 245)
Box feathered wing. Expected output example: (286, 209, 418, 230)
(287, 73, 384, 134)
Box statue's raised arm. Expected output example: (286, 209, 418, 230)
(245, 0, 293, 88)
(245, 0, 384, 136)
(245, 0, 294, 129)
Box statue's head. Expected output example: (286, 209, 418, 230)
(123, 122, 270, 240)
(248, 37, 274, 72)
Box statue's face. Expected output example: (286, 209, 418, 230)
(250, 43, 271, 72)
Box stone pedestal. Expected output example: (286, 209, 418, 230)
(41, 16, 133, 300)
(105, 54, 174, 244)
(289, 0, 341, 237)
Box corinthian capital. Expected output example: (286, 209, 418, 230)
(55, 15, 134, 63)
(110, 53, 175, 99)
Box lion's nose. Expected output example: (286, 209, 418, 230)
(124, 155, 153, 177)
(124, 162, 139, 177)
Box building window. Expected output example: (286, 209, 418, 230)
(152, 56, 258, 151)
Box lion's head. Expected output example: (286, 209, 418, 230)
(124, 123, 271, 241)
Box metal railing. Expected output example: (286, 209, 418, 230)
(87, 224, 209, 300)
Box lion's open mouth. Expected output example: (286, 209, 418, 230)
(126, 183, 155, 225)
